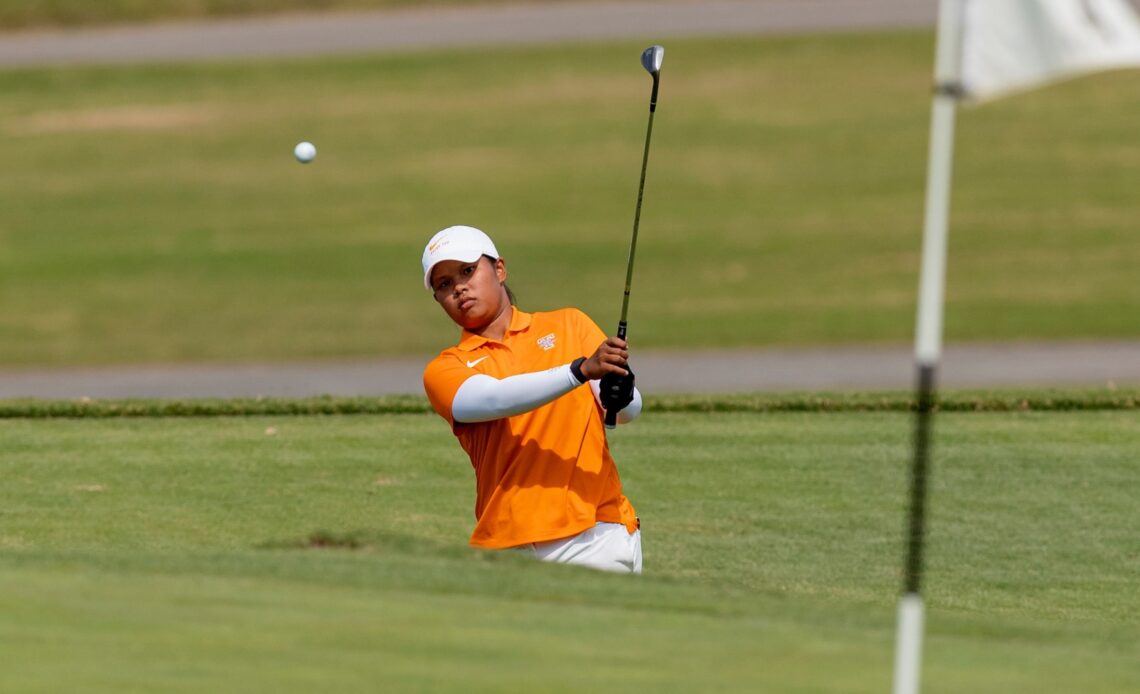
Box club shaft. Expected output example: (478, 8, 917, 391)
(618, 88, 658, 333)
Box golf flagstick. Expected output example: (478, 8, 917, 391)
(895, 2, 963, 693)
(605, 45, 664, 430)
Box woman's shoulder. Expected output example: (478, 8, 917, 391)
(531, 306, 593, 325)
(526, 307, 605, 342)
(423, 346, 464, 373)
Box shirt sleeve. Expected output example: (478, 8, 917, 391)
(423, 354, 475, 426)
(572, 308, 609, 357)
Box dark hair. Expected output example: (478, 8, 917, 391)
(483, 254, 516, 306)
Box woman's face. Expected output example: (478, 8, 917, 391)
(430, 256, 509, 330)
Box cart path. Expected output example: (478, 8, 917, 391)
(0, 0, 937, 67)
(2, 340, 1138, 399)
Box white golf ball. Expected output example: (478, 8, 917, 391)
(294, 141, 316, 164)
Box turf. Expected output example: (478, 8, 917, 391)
(2, 32, 1139, 367)
(1, 410, 1137, 691)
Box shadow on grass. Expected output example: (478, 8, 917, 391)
(256, 528, 519, 565)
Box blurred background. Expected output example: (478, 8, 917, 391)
(1, 0, 1137, 390)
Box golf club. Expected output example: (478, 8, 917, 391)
(604, 44, 664, 430)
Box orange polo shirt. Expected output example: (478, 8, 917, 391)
(423, 306, 638, 549)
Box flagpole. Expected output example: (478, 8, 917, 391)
(893, 1, 964, 693)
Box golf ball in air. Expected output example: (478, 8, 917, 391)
(294, 141, 316, 164)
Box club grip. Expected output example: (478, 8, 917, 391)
(604, 408, 618, 429)
(606, 320, 628, 430)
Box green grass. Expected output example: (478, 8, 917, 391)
(1, 410, 1137, 691)
(0, 0, 555, 30)
(2, 32, 1139, 367)
(2, 387, 1139, 418)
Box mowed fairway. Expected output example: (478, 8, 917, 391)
(3, 31, 1140, 366)
(2, 410, 1137, 692)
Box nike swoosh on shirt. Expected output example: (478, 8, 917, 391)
(466, 357, 489, 368)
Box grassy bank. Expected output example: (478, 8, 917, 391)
(2, 410, 1137, 691)
(2, 32, 1138, 366)
(2, 387, 1139, 418)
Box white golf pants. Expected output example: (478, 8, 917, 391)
(516, 522, 642, 574)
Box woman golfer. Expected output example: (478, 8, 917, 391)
(421, 225, 643, 573)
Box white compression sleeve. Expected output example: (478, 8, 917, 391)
(589, 380, 643, 424)
(451, 364, 583, 424)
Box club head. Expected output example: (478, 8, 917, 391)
(640, 45, 664, 76)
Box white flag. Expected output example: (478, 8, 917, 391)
(960, 0, 1140, 102)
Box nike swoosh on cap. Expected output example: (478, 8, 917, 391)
(466, 357, 489, 368)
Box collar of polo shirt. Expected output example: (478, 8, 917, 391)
(458, 307, 532, 350)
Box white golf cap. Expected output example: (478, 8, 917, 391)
(422, 225, 500, 290)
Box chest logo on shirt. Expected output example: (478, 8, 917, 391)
(537, 333, 557, 351)
(466, 356, 489, 368)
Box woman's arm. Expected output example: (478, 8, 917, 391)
(451, 363, 643, 425)
(453, 334, 636, 424)
(452, 364, 582, 424)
